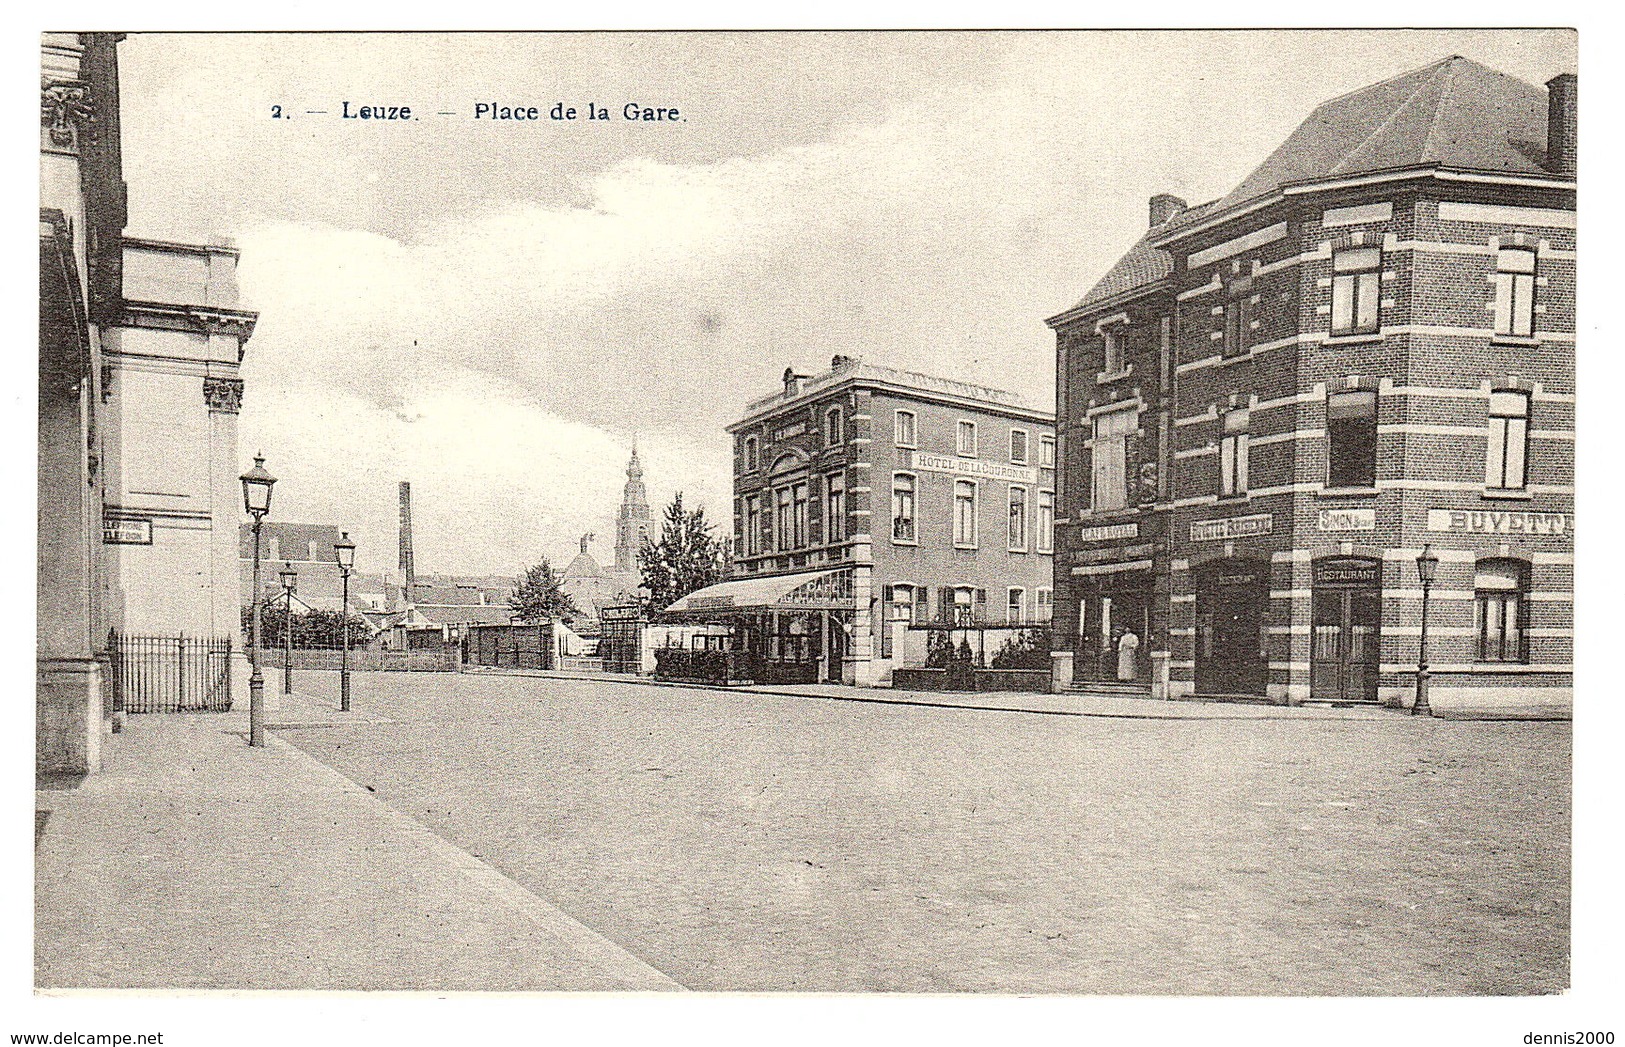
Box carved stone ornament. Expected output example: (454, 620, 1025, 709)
(41, 79, 92, 148)
(203, 376, 244, 414)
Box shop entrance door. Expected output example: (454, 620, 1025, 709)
(1194, 559, 1267, 696)
(824, 612, 847, 683)
(1310, 558, 1382, 703)
(1076, 578, 1152, 683)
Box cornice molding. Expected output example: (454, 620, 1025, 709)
(116, 299, 259, 341)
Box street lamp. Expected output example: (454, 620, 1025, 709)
(334, 532, 356, 712)
(280, 562, 298, 696)
(1414, 543, 1440, 717)
(239, 454, 277, 747)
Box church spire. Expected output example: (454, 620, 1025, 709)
(614, 443, 651, 574)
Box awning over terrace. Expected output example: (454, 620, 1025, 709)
(661, 568, 854, 615)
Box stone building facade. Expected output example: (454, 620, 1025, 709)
(39, 33, 258, 771)
(1050, 57, 1574, 717)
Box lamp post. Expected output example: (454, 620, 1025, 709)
(280, 562, 298, 696)
(335, 532, 356, 712)
(1414, 543, 1439, 717)
(239, 455, 277, 747)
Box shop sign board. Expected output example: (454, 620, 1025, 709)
(1316, 508, 1376, 532)
(1077, 522, 1139, 543)
(1425, 509, 1571, 536)
(1190, 513, 1272, 542)
(778, 571, 856, 610)
(909, 451, 1037, 485)
(1313, 557, 1381, 588)
(102, 516, 153, 545)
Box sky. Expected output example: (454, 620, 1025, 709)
(115, 29, 1576, 576)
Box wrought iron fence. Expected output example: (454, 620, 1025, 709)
(108, 632, 234, 713)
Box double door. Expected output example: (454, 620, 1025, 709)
(1310, 588, 1381, 703)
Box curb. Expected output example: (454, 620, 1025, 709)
(263, 732, 686, 991)
(466, 668, 1405, 722)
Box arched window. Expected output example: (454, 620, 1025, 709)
(825, 406, 844, 447)
(1475, 558, 1529, 663)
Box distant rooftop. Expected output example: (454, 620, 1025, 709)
(736, 355, 1046, 426)
(1056, 55, 1567, 320)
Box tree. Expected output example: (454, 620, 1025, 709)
(241, 604, 368, 649)
(509, 559, 580, 623)
(638, 492, 725, 611)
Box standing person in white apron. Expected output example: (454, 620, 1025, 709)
(1117, 629, 1140, 682)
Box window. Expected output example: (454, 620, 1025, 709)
(825, 406, 844, 447)
(1331, 247, 1381, 336)
(1223, 282, 1253, 355)
(826, 471, 846, 542)
(1103, 326, 1125, 374)
(1010, 428, 1029, 465)
(744, 495, 761, 555)
(1008, 485, 1029, 551)
(1327, 389, 1377, 488)
(775, 487, 793, 551)
(1037, 490, 1055, 553)
(894, 410, 917, 448)
(891, 473, 917, 544)
(792, 482, 808, 549)
(1091, 406, 1137, 511)
(952, 587, 977, 626)
(743, 436, 758, 473)
(954, 480, 978, 547)
(1493, 248, 1537, 338)
(1040, 434, 1056, 468)
(1486, 391, 1530, 490)
(1475, 559, 1528, 663)
(957, 420, 978, 457)
(1008, 588, 1027, 625)
(884, 584, 916, 658)
(1036, 587, 1054, 624)
(1220, 408, 1250, 497)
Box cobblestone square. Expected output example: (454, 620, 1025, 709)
(281, 672, 1569, 994)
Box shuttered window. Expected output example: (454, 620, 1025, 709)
(1091, 406, 1137, 511)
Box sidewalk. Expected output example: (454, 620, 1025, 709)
(471, 667, 1406, 721)
(34, 691, 683, 992)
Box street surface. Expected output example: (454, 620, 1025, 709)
(283, 671, 1569, 994)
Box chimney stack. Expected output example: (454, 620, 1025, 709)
(1149, 193, 1188, 228)
(398, 481, 416, 600)
(1546, 73, 1576, 177)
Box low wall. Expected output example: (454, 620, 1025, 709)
(254, 648, 461, 672)
(892, 667, 1050, 693)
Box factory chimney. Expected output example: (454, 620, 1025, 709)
(398, 481, 416, 603)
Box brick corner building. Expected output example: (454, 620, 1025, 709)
(1050, 57, 1574, 717)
